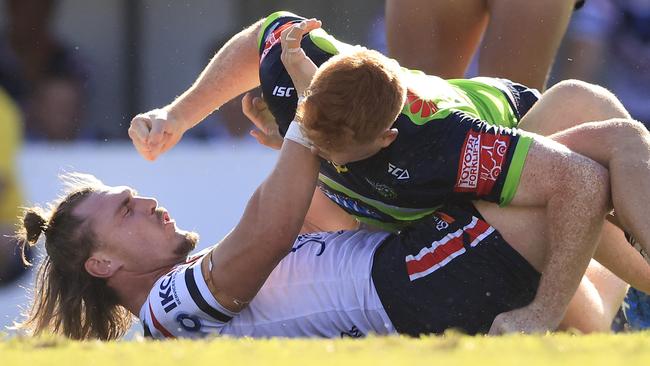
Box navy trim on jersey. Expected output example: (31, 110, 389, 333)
(143, 322, 153, 338)
(184, 265, 233, 323)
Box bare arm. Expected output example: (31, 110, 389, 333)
(129, 18, 263, 160)
(208, 136, 319, 313)
(169, 21, 262, 130)
(242, 87, 358, 235)
(203, 20, 328, 313)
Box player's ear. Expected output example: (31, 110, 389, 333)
(85, 253, 120, 278)
(379, 128, 398, 148)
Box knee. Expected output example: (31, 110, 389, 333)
(612, 118, 648, 136)
(551, 80, 628, 119)
(552, 79, 611, 103)
(602, 118, 649, 147)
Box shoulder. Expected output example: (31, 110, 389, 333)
(140, 252, 237, 339)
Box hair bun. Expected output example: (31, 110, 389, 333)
(23, 209, 47, 244)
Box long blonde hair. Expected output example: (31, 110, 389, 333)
(15, 173, 133, 340)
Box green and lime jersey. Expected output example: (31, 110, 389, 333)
(259, 11, 535, 230)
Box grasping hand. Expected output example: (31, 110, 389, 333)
(242, 93, 283, 150)
(280, 19, 321, 97)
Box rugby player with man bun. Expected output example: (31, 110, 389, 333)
(15, 20, 626, 340)
(130, 12, 650, 333)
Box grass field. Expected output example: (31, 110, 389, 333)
(2, 333, 649, 366)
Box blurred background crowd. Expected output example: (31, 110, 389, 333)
(1, 0, 650, 330)
(1, 0, 649, 143)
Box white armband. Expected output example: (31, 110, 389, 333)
(284, 121, 312, 149)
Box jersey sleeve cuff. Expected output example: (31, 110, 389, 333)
(499, 134, 533, 206)
(258, 11, 304, 52)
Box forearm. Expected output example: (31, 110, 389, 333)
(246, 140, 320, 247)
(168, 19, 264, 130)
(211, 137, 319, 309)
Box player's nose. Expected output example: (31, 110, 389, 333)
(136, 196, 159, 214)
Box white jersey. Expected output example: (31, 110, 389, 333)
(139, 230, 396, 339)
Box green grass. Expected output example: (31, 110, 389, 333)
(2, 333, 650, 366)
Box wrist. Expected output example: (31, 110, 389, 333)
(164, 104, 192, 132)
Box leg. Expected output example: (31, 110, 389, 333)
(481, 0, 576, 90)
(592, 222, 650, 294)
(385, 0, 487, 77)
(475, 201, 638, 331)
(517, 80, 641, 293)
(559, 261, 628, 333)
(550, 120, 650, 264)
(489, 137, 610, 333)
(518, 79, 631, 135)
(477, 201, 650, 292)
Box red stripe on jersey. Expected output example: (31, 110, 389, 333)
(149, 302, 175, 338)
(406, 217, 494, 278)
(465, 218, 493, 246)
(406, 236, 464, 275)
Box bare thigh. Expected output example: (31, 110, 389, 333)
(474, 201, 547, 271)
(482, 0, 576, 90)
(517, 80, 630, 136)
(476, 201, 628, 332)
(559, 262, 628, 333)
(385, 0, 487, 77)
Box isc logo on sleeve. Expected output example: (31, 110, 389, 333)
(272, 86, 295, 97)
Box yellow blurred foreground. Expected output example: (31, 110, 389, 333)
(2, 332, 649, 366)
